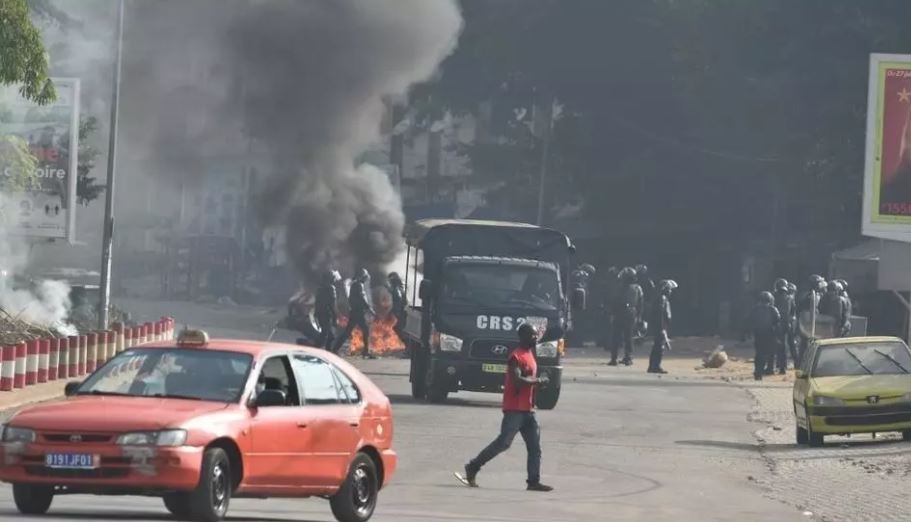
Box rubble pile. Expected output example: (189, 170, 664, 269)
(0, 306, 60, 344)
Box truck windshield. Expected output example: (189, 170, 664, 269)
(440, 264, 561, 311)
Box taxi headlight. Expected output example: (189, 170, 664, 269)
(117, 429, 187, 447)
(439, 333, 463, 352)
(812, 396, 845, 407)
(536, 341, 559, 358)
(1, 426, 35, 443)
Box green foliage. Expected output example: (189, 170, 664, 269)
(75, 116, 104, 205)
(0, 0, 56, 105)
(0, 133, 37, 192)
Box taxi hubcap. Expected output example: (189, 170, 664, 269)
(353, 466, 373, 513)
(212, 463, 228, 511)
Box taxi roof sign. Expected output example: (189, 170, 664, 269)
(177, 329, 209, 347)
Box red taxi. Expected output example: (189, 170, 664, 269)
(0, 330, 397, 522)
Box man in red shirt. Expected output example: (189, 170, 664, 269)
(455, 323, 553, 491)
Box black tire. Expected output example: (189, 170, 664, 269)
(426, 378, 449, 403)
(410, 349, 426, 399)
(188, 447, 231, 522)
(12, 483, 54, 515)
(796, 425, 808, 445)
(805, 407, 824, 447)
(535, 386, 561, 410)
(330, 453, 379, 522)
(902, 430, 911, 441)
(163, 492, 193, 519)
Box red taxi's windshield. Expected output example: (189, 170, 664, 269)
(76, 348, 254, 403)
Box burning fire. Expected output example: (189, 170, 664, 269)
(341, 285, 404, 356)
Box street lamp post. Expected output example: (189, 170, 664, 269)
(98, 0, 125, 329)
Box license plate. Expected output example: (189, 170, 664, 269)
(482, 364, 507, 374)
(45, 453, 98, 469)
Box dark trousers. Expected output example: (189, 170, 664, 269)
(316, 316, 335, 351)
(648, 330, 667, 371)
(754, 331, 775, 378)
(764, 331, 789, 373)
(333, 313, 371, 356)
(611, 317, 635, 361)
(468, 411, 541, 484)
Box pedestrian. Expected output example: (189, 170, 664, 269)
(635, 264, 656, 309)
(647, 279, 677, 374)
(796, 275, 825, 361)
(610, 267, 643, 366)
(333, 268, 377, 358)
(600, 266, 619, 352)
(314, 269, 340, 351)
(835, 279, 853, 337)
(750, 291, 781, 381)
(387, 272, 406, 338)
(786, 282, 799, 365)
(819, 281, 849, 338)
(455, 323, 553, 492)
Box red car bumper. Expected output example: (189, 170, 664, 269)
(380, 449, 397, 488)
(0, 442, 204, 492)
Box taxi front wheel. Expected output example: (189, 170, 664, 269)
(331, 452, 379, 522)
(188, 447, 232, 522)
(12, 483, 54, 515)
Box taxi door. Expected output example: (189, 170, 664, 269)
(290, 353, 363, 487)
(246, 355, 320, 489)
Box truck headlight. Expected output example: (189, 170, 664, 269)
(1, 426, 35, 443)
(117, 429, 187, 447)
(536, 341, 559, 358)
(439, 333, 463, 352)
(812, 396, 845, 407)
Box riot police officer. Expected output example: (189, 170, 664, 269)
(769, 278, 795, 374)
(600, 266, 619, 352)
(333, 268, 377, 358)
(387, 272, 407, 338)
(835, 279, 853, 336)
(786, 282, 799, 365)
(610, 267, 643, 366)
(819, 281, 849, 338)
(635, 264, 656, 308)
(796, 275, 826, 360)
(314, 270, 341, 350)
(751, 291, 781, 381)
(647, 280, 677, 375)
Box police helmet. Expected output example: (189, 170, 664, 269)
(659, 280, 678, 294)
(835, 279, 848, 293)
(635, 264, 648, 276)
(774, 278, 789, 292)
(759, 291, 774, 305)
(619, 267, 638, 281)
(787, 282, 797, 295)
(827, 281, 841, 293)
(517, 323, 538, 346)
(388, 272, 402, 284)
(355, 268, 370, 283)
(808, 274, 826, 292)
(580, 264, 597, 276)
(324, 269, 341, 284)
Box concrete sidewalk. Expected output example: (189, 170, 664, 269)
(0, 381, 67, 416)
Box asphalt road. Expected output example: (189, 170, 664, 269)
(0, 355, 808, 522)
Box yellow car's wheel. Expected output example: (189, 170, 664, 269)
(796, 424, 808, 445)
(804, 407, 824, 447)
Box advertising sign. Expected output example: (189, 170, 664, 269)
(0, 78, 80, 242)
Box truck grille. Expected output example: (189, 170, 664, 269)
(469, 340, 517, 360)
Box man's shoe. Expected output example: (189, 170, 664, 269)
(621, 357, 633, 366)
(607, 359, 618, 366)
(652, 368, 668, 374)
(527, 482, 553, 492)
(455, 465, 478, 487)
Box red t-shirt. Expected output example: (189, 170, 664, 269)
(502, 346, 537, 412)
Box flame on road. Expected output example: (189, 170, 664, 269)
(341, 285, 404, 355)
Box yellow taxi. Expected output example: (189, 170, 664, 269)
(793, 336, 911, 447)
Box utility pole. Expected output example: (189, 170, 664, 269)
(98, 0, 125, 329)
(535, 95, 555, 226)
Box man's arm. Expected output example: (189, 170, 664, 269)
(509, 358, 548, 386)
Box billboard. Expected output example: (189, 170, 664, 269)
(0, 78, 80, 242)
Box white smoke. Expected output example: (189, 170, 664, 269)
(0, 195, 76, 335)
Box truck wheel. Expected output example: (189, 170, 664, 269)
(410, 351, 427, 399)
(535, 386, 560, 410)
(12, 484, 53, 515)
(425, 369, 449, 403)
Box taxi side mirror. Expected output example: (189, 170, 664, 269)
(64, 381, 82, 397)
(795, 370, 807, 380)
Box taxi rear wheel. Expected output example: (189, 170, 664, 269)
(188, 447, 232, 522)
(331, 452, 379, 522)
(12, 484, 53, 515)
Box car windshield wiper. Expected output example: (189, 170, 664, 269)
(151, 393, 204, 401)
(844, 348, 874, 375)
(872, 349, 910, 374)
